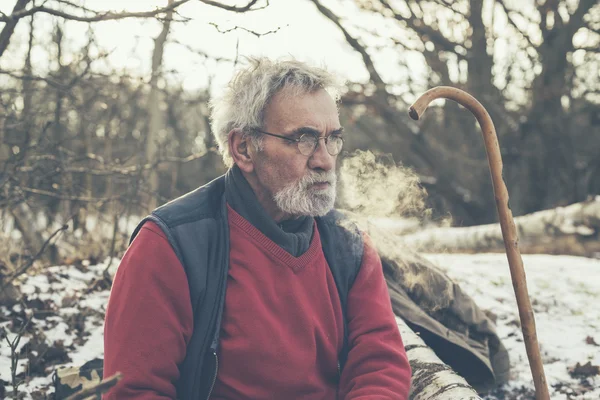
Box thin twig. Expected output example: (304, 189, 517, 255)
(199, 0, 265, 12)
(17, 188, 118, 202)
(3, 316, 31, 398)
(3, 0, 191, 23)
(0, 224, 68, 293)
(209, 21, 283, 37)
(0, 69, 69, 92)
(2, 0, 267, 23)
(17, 156, 203, 176)
(309, 0, 385, 86)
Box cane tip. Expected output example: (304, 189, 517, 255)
(408, 107, 420, 121)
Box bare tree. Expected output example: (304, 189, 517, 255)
(0, 0, 267, 59)
(311, 0, 600, 224)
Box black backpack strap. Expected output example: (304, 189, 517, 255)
(316, 211, 364, 372)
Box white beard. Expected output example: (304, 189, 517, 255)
(273, 170, 337, 217)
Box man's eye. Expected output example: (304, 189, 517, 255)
(298, 135, 317, 144)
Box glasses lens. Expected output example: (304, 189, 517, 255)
(297, 135, 317, 156)
(326, 136, 343, 156)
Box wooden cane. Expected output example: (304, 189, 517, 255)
(409, 86, 550, 400)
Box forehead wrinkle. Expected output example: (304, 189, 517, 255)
(264, 88, 340, 136)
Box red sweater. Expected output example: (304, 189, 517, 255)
(104, 209, 411, 399)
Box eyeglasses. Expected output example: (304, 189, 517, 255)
(254, 128, 344, 157)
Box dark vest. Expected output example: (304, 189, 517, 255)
(130, 175, 364, 400)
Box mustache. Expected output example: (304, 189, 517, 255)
(299, 171, 337, 188)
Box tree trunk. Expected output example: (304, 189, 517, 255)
(392, 198, 600, 257)
(166, 94, 183, 197)
(0, 99, 8, 165)
(10, 202, 47, 258)
(466, 0, 495, 100)
(0, 0, 32, 58)
(397, 317, 481, 400)
(515, 0, 597, 214)
(104, 114, 114, 216)
(145, 0, 174, 211)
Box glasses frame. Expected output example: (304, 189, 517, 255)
(253, 128, 344, 157)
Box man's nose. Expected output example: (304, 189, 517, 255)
(308, 138, 335, 171)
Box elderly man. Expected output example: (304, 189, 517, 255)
(104, 58, 411, 399)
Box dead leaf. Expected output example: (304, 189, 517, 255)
(568, 361, 600, 378)
(585, 336, 598, 346)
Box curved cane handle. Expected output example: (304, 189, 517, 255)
(410, 86, 550, 400)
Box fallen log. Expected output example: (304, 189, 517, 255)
(397, 317, 481, 400)
(386, 197, 600, 257)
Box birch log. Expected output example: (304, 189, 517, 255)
(397, 317, 481, 400)
(390, 198, 600, 256)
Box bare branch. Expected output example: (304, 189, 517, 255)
(378, 0, 465, 54)
(432, 0, 468, 18)
(0, 68, 68, 91)
(4, 316, 31, 396)
(496, 0, 538, 50)
(209, 21, 283, 37)
(198, 0, 266, 12)
(16, 187, 123, 202)
(0, 0, 31, 58)
(351, 23, 426, 54)
(52, 0, 101, 15)
(17, 152, 208, 176)
(169, 38, 235, 62)
(2, 0, 191, 23)
(0, 0, 268, 25)
(0, 224, 68, 293)
(309, 0, 385, 87)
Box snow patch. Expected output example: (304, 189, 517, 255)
(424, 253, 600, 399)
(1, 254, 599, 399)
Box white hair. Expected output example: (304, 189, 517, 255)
(210, 57, 344, 167)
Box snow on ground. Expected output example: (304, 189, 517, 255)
(424, 253, 600, 399)
(0, 254, 598, 399)
(0, 258, 117, 399)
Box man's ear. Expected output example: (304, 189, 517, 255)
(228, 128, 254, 173)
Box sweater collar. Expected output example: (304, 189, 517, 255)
(224, 166, 314, 257)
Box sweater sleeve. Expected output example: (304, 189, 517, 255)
(103, 221, 193, 399)
(338, 234, 412, 400)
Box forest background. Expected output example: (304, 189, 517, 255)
(0, 0, 599, 398)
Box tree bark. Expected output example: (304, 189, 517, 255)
(0, 0, 32, 58)
(392, 198, 600, 257)
(145, 0, 174, 211)
(0, 98, 8, 165)
(397, 317, 481, 400)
